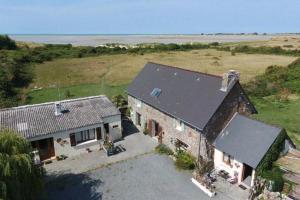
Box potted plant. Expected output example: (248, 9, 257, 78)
(103, 135, 115, 156)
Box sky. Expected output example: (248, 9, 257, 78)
(0, 0, 299, 34)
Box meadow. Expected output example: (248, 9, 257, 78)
(24, 44, 300, 147)
(27, 49, 295, 103)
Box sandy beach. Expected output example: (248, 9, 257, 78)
(9, 34, 279, 46)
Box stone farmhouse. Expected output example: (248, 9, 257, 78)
(127, 62, 288, 187)
(0, 95, 122, 161)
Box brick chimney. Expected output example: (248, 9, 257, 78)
(220, 70, 240, 92)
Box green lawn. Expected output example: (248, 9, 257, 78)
(251, 96, 300, 147)
(26, 83, 128, 104)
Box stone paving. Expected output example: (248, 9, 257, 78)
(45, 132, 157, 177)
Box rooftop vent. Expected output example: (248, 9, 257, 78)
(220, 70, 240, 92)
(150, 88, 162, 97)
(54, 102, 63, 116)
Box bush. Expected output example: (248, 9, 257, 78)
(143, 127, 149, 135)
(155, 144, 173, 155)
(0, 35, 17, 50)
(175, 151, 196, 170)
(262, 167, 284, 192)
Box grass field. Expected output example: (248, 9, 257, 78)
(252, 96, 300, 147)
(225, 35, 300, 50)
(26, 48, 300, 147)
(28, 49, 296, 102)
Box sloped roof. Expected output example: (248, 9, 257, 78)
(214, 113, 282, 168)
(0, 95, 120, 139)
(127, 62, 238, 130)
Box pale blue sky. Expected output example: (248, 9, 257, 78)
(0, 0, 299, 34)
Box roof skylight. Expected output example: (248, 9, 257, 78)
(150, 88, 162, 97)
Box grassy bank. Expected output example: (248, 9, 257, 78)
(26, 83, 127, 104)
(251, 96, 300, 147)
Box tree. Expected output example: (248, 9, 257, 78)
(111, 94, 127, 108)
(0, 35, 17, 50)
(0, 130, 44, 200)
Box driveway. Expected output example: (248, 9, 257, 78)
(46, 153, 248, 200)
(45, 131, 157, 176)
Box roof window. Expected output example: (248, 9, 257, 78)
(150, 88, 162, 97)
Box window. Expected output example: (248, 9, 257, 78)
(112, 125, 119, 128)
(75, 129, 95, 144)
(150, 88, 162, 97)
(174, 119, 184, 131)
(136, 112, 141, 126)
(223, 152, 233, 166)
(135, 99, 142, 108)
(175, 139, 189, 150)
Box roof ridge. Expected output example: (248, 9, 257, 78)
(0, 95, 108, 112)
(147, 62, 223, 79)
(237, 113, 283, 130)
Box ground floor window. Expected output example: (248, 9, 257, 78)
(223, 152, 233, 166)
(175, 138, 189, 151)
(75, 129, 95, 144)
(136, 112, 141, 126)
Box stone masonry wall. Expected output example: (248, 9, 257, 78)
(128, 82, 255, 161)
(128, 95, 202, 158)
(203, 82, 255, 145)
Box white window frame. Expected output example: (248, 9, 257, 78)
(174, 118, 185, 131)
(135, 98, 142, 108)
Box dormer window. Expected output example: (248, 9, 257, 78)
(173, 118, 184, 131)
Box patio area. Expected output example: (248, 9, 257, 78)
(44, 120, 157, 177)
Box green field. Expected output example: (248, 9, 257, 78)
(252, 96, 300, 147)
(25, 48, 300, 147)
(26, 83, 127, 104)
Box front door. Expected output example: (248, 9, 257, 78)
(151, 120, 160, 137)
(32, 138, 55, 161)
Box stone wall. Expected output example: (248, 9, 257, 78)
(203, 82, 255, 144)
(128, 95, 202, 158)
(128, 82, 256, 161)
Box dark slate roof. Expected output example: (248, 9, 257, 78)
(214, 113, 282, 168)
(0, 95, 120, 139)
(127, 62, 238, 130)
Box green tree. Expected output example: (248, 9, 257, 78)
(0, 35, 17, 50)
(111, 94, 127, 108)
(0, 130, 44, 200)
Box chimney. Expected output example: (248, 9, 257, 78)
(220, 70, 240, 92)
(54, 102, 63, 116)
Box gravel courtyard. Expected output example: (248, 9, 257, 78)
(46, 153, 245, 200)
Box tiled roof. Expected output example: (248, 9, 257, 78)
(0, 95, 120, 139)
(127, 62, 238, 130)
(214, 113, 283, 168)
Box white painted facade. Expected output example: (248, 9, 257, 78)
(214, 148, 248, 185)
(29, 114, 122, 158)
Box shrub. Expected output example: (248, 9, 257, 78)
(175, 151, 196, 170)
(143, 127, 149, 135)
(0, 35, 17, 50)
(262, 167, 284, 192)
(155, 144, 173, 155)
